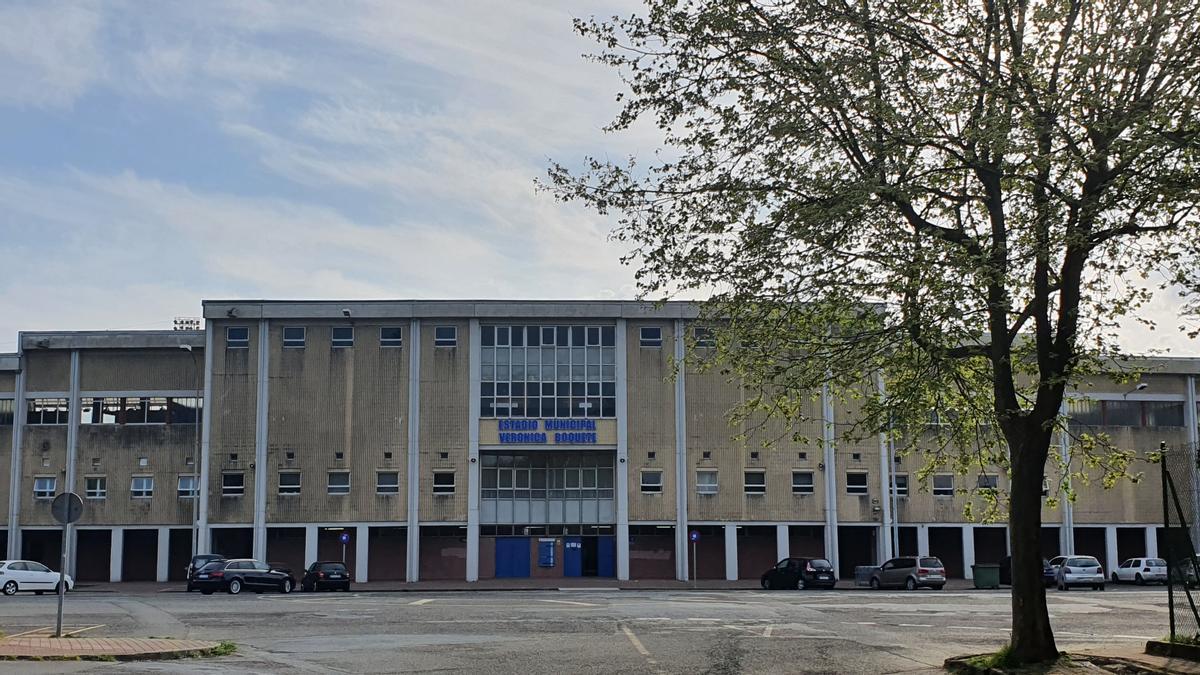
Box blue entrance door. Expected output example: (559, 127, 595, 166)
(563, 537, 583, 577)
(496, 537, 531, 578)
(597, 536, 616, 577)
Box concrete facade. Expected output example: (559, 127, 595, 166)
(2, 301, 1198, 583)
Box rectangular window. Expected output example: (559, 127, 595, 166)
(131, 476, 154, 499)
(846, 472, 869, 495)
(0, 399, 13, 426)
(977, 474, 999, 490)
(380, 326, 403, 348)
(1067, 399, 1102, 426)
(226, 326, 249, 349)
(696, 470, 719, 495)
(891, 474, 909, 497)
(639, 326, 663, 348)
(80, 397, 201, 425)
(328, 471, 350, 495)
(744, 470, 766, 495)
(792, 471, 814, 495)
(376, 471, 400, 495)
(177, 475, 197, 499)
(693, 327, 716, 348)
(933, 474, 954, 496)
(26, 398, 69, 425)
(433, 471, 456, 495)
(33, 476, 56, 499)
(331, 326, 354, 348)
(479, 324, 617, 419)
(222, 472, 245, 497)
(434, 326, 457, 347)
(283, 326, 306, 348)
(640, 470, 663, 493)
(1103, 400, 1141, 427)
(85, 476, 107, 499)
(278, 472, 301, 495)
(1145, 402, 1185, 428)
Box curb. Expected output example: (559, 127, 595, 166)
(0, 641, 234, 663)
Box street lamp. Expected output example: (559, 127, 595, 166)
(179, 344, 201, 557)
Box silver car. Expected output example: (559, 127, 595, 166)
(1056, 555, 1105, 591)
(869, 556, 946, 590)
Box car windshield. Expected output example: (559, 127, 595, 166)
(808, 559, 832, 570)
(1067, 558, 1099, 567)
(919, 558, 942, 568)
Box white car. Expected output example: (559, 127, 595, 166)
(1112, 557, 1168, 585)
(1056, 555, 1105, 591)
(0, 560, 75, 596)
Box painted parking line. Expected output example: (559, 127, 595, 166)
(619, 623, 666, 674)
(408, 598, 435, 606)
(536, 599, 600, 607)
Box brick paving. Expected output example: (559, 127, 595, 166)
(0, 636, 220, 660)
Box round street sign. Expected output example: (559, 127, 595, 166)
(51, 492, 84, 524)
(689, 530, 700, 542)
(339, 532, 351, 544)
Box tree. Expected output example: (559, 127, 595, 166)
(548, 0, 1200, 663)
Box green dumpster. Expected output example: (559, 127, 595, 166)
(972, 563, 1000, 589)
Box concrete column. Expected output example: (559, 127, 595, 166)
(6, 365, 26, 560)
(1058, 403, 1074, 557)
(405, 318, 421, 582)
(615, 319, 630, 580)
(356, 525, 369, 582)
(156, 527, 171, 582)
(821, 381, 839, 572)
(466, 319, 481, 582)
(874, 373, 893, 562)
(776, 524, 790, 561)
(65, 351, 80, 577)
(724, 524, 738, 581)
(962, 525, 975, 580)
(197, 322, 215, 554)
(109, 528, 123, 582)
(304, 524, 318, 568)
(673, 319, 689, 581)
(1186, 376, 1200, 544)
(1146, 526, 1158, 559)
(1105, 525, 1119, 574)
(252, 319, 270, 562)
(916, 525, 929, 556)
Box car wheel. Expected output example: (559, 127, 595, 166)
(796, 577, 806, 591)
(2, 581, 18, 596)
(869, 577, 880, 590)
(282, 579, 293, 594)
(1112, 573, 1119, 583)
(761, 578, 771, 590)
(1098, 584, 1105, 591)
(228, 578, 242, 595)
(905, 577, 917, 591)
(1135, 574, 1144, 585)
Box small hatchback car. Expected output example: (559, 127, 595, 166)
(760, 557, 837, 590)
(0, 560, 74, 596)
(1055, 556, 1105, 591)
(1112, 557, 1167, 585)
(302, 561, 352, 592)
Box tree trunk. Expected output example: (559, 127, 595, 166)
(1006, 425, 1059, 664)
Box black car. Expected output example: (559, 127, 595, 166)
(760, 557, 837, 590)
(998, 556, 1057, 586)
(301, 561, 352, 592)
(185, 554, 225, 592)
(190, 558, 294, 595)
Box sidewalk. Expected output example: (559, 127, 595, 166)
(0, 636, 222, 661)
(74, 577, 984, 594)
(1075, 644, 1200, 674)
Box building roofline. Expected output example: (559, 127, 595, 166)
(201, 299, 703, 320)
(0, 353, 18, 371)
(19, 330, 205, 351)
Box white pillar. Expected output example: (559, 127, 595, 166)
(821, 381, 839, 572)
(6, 365, 26, 560)
(156, 527, 170, 582)
(64, 351, 80, 580)
(197, 321, 215, 554)
(1105, 525, 1119, 574)
(356, 525, 369, 582)
(724, 524, 738, 581)
(962, 526, 975, 580)
(466, 319, 481, 582)
(875, 373, 893, 561)
(405, 319, 421, 582)
(776, 524, 790, 561)
(252, 319, 270, 562)
(674, 320, 690, 581)
(109, 528, 123, 583)
(1146, 526, 1158, 559)
(916, 525, 929, 556)
(1186, 376, 1200, 545)
(304, 525, 318, 568)
(1058, 403, 1074, 557)
(615, 319, 630, 581)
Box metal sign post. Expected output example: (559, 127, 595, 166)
(50, 492, 84, 638)
(340, 531, 351, 564)
(689, 530, 700, 588)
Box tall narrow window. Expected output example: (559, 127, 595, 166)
(283, 326, 306, 348)
(0, 399, 13, 426)
(226, 326, 249, 349)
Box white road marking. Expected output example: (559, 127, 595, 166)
(408, 598, 435, 606)
(686, 618, 719, 621)
(763, 625, 774, 638)
(898, 624, 932, 628)
(535, 599, 600, 607)
(621, 624, 651, 657)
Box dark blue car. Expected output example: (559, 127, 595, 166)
(999, 556, 1058, 586)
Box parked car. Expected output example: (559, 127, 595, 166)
(185, 554, 225, 592)
(1112, 557, 1167, 585)
(267, 562, 297, 589)
(1055, 556, 1105, 590)
(998, 556, 1058, 587)
(760, 557, 837, 590)
(190, 558, 294, 595)
(869, 557, 946, 590)
(0, 560, 75, 596)
(301, 561, 352, 592)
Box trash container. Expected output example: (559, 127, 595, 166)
(972, 563, 1001, 589)
(854, 566, 877, 588)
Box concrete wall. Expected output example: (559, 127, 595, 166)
(418, 321, 470, 523)
(626, 320, 678, 521)
(207, 320, 259, 524)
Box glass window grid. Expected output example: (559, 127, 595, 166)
(283, 326, 306, 348)
(696, 470, 719, 494)
(79, 397, 201, 425)
(26, 398, 70, 425)
(744, 470, 766, 494)
(480, 324, 617, 419)
(33, 477, 56, 499)
(845, 472, 868, 495)
(131, 476, 154, 499)
(791, 471, 814, 494)
(380, 326, 403, 348)
(1068, 399, 1187, 428)
(278, 472, 301, 495)
(177, 475, 198, 499)
(433, 471, 455, 494)
(0, 399, 13, 425)
(85, 476, 107, 499)
(481, 452, 615, 499)
(434, 326, 457, 347)
(331, 326, 354, 348)
(376, 472, 400, 494)
(226, 326, 249, 349)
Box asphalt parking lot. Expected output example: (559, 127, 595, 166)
(0, 585, 1171, 674)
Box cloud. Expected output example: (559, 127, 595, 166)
(0, 1, 106, 108)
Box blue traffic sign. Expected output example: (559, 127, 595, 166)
(339, 532, 351, 544)
(689, 530, 700, 542)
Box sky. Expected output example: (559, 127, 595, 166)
(0, 1, 1194, 355)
